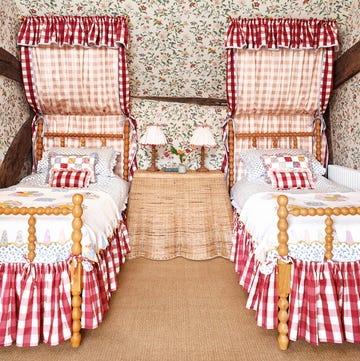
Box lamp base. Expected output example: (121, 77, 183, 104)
(146, 145, 160, 172)
(196, 165, 209, 172)
(196, 146, 209, 172)
(146, 165, 160, 172)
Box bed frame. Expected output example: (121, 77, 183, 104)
(0, 119, 131, 347)
(228, 117, 360, 350)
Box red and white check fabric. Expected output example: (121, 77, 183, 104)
(49, 153, 96, 182)
(0, 221, 130, 347)
(261, 154, 315, 189)
(223, 18, 338, 182)
(231, 213, 360, 345)
(18, 16, 128, 48)
(225, 18, 339, 50)
(269, 169, 314, 190)
(18, 16, 136, 180)
(49, 168, 91, 188)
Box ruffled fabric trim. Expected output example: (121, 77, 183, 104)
(231, 215, 360, 345)
(18, 16, 128, 49)
(225, 18, 338, 50)
(0, 222, 130, 347)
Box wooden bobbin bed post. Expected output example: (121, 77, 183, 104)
(123, 119, 130, 181)
(36, 118, 44, 162)
(314, 118, 322, 163)
(70, 194, 83, 348)
(228, 119, 234, 189)
(277, 195, 291, 350)
(27, 213, 36, 262)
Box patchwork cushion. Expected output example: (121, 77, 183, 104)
(49, 153, 97, 182)
(49, 168, 91, 188)
(261, 154, 314, 183)
(238, 148, 326, 182)
(37, 147, 119, 178)
(270, 169, 314, 190)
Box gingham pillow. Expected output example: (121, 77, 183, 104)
(37, 147, 119, 179)
(49, 168, 91, 188)
(238, 148, 325, 181)
(49, 153, 97, 182)
(270, 169, 314, 190)
(261, 154, 315, 184)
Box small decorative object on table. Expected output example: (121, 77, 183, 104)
(178, 164, 186, 174)
(168, 145, 192, 174)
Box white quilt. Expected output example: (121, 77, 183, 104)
(0, 181, 128, 264)
(239, 190, 360, 272)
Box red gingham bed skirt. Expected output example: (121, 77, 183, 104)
(231, 212, 360, 345)
(0, 221, 130, 347)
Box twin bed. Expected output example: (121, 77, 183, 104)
(0, 15, 135, 347)
(0, 119, 132, 347)
(225, 18, 360, 350)
(228, 122, 360, 350)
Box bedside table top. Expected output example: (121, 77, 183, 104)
(133, 169, 225, 180)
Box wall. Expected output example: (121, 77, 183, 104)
(0, 1, 30, 165)
(0, 0, 359, 170)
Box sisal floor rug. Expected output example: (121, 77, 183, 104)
(1, 257, 359, 361)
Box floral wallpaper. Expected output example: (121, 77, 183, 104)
(0, 0, 30, 165)
(0, 0, 359, 170)
(330, 72, 360, 169)
(132, 99, 227, 170)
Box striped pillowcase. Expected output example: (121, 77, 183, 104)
(270, 169, 314, 190)
(49, 168, 91, 188)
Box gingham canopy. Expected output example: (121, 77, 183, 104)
(17, 16, 136, 178)
(223, 18, 339, 182)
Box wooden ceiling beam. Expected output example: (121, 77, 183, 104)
(0, 47, 22, 84)
(333, 41, 360, 90)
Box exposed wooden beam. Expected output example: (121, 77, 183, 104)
(333, 41, 360, 90)
(0, 47, 22, 83)
(132, 95, 227, 107)
(0, 114, 33, 187)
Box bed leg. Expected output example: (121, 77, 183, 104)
(277, 261, 291, 350)
(70, 260, 83, 348)
(70, 194, 83, 348)
(277, 195, 291, 350)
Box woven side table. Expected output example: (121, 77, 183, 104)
(126, 170, 233, 260)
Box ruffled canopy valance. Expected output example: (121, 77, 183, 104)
(223, 18, 339, 183)
(225, 18, 338, 50)
(17, 15, 128, 48)
(17, 15, 136, 178)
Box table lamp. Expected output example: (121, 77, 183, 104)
(190, 125, 216, 172)
(139, 125, 167, 171)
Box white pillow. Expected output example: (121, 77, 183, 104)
(37, 147, 119, 178)
(238, 148, 326, 181)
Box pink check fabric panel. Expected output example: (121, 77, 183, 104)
(33, 46, 122, 116)
(224, 18, 339, 182)
(17, 16, 136, 179)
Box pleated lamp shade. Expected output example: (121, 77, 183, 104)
(140, 125, 167, 146)
(190, 125, 216, 147)
(140, 125, 167, 172)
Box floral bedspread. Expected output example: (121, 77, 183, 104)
(0, 186, 122, 264)
(239, 191, 360, 274)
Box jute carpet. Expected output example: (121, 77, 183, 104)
(1, 257, 359, 361)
